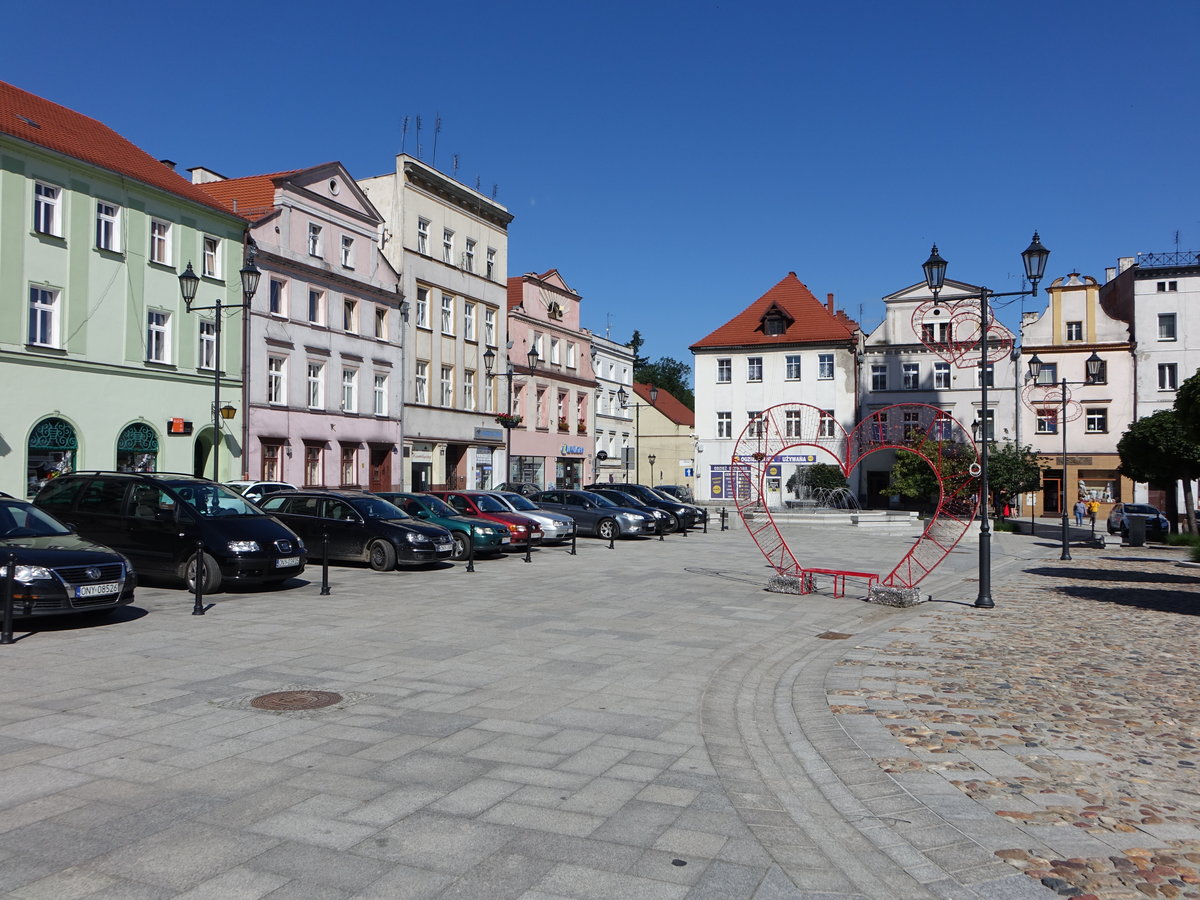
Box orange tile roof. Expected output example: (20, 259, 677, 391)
(0, 80, 241, 218)
(690, 272, 858, 351)
(506, 275, 524, 310)
(635, 382, 694, 427)
(194, 170, 299, 221)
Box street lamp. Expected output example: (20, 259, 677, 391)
(921, 233, 1049, 609)
(1026, 350, 1102, 560)
(178, 257, 261, 484)
(484, 344, 540, 484)
(618, 383, 658, 483)
(647, 453, 656, 480)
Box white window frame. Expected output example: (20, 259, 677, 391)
(374, 306, 387, 340)
(785, 355, 801, 381)
(1034, 362, 1057, 385)
(340, 235, 355, 268)
(441, 294, 454, 335)
(440, 366, 453, 407)
(95, 202, 120, 252)
(1158, 313, 1177, 341)
(1065, 321, 1083, 342)
(464, 370, 475, 410)
(202, 235, 221, 278)
(269, 279, 287, 317)
(307, 223, 323, 258)
(464, 238, 476, 272)
(464, 302, 476, 341)
(1085, 407, 1108, 433)
(484, 308, 496, 346)
(551, 337, 561, 365)
(414, 361, 428, 404)
(442, 228, 454, 263)
(566, 342, 576, 368)
(341, 368, 358, 414)
(415, 287, 430, 328)
(267, 357, 286, 405)
(34, 182, 62, 237)
(343, 297, 357, 333)
(373, 374, 387, 416)
(871, 364, 887, 391)
(307, 362, 324, 409)
(416, 218, 430, 254)
(717, 358, 731, 383)
(818, 410, 836, 437)
(717, 411, 732, 438)
(28, 286, 60, 347)
(933, 362, 950, 390)
(785, 410, 801, 438)
(747, 357, 763, 382)
(486, 247, 496, 279)
(308, 289, 325, 325)
(199, 320, 216, 370)
(146, 310, 171, 364)
(1159, 363, 1178, 391)
(150, 219, 172, 265)
(818, 353, 834, 380)
(902, 362, 920, 390)
(1036, 408, 1058, 434)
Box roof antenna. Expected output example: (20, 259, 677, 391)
(452, 154, 459, 179)
(492, 184, 499, 200)
(415, 115, 422, 159)
(400, 116, 409, 154)
(431, 115, 442, 167)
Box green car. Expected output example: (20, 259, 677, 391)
(376, 492, 510, 561)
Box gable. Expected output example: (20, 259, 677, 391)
(690, 272, 857, 351)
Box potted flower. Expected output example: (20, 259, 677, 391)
(557, 417, 569, 432)
(494, 413, 522, 429)
(751, 451, 767, 461)
(577, 419, 587, 434)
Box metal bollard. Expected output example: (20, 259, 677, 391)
(192, 540, 206, 616)
(524, 529, 532, 563)
(465, 528, 475, 573)
(569, 527, 577, 556)
(320, 531, 331, 595)
(703, 511, 708, 534)
(720, 507, 728, 531)
(608, 530, 615, 550)
(2, 553, 15, 645)
(658, 522, 664, 542)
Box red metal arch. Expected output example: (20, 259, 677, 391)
(732, 402, 979, 589)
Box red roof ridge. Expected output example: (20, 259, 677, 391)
(634, 381, 694, 427)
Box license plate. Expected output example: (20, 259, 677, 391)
(436, 543, 453, 552)
(500, 536, 511, 543)
(275, 556, 300, 568)
(75, 582, 119, 598)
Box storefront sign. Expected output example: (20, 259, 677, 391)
(474, 428, 503, 442)
(734, 453, 817, 463)
(560, 444, 585, 455)
(167, 418, 193, 435)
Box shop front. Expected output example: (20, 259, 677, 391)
(27, 416, 78, 497)
(1036, 454, 1129, 521)
(511, 456, 545, 488)
(556, 443, 587, 489)
(409, 441, 434, 492)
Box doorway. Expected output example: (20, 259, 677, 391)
(1043, 476, 1061, 515)
(369, 444, 393, 492)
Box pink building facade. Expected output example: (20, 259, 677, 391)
(505, 271, 598, 489)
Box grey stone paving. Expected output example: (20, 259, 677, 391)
(0, 513, 1151, 898)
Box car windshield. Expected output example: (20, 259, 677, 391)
(415, 496, 458, 518)
(0, 500, 71, 538)
(164, 481, 263, 517)
(225, 483, 251, 495)
(500, 493, 538, 511)
(472, 495, 508, 513)
(351, 497, 410, 519)
(602, 490, 641, 507)
(1124, 505, 1158, 515)
(578, 491, 617, 508)
(649, 488, 679, 502)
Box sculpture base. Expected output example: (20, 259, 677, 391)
(867, 584, 924, 608)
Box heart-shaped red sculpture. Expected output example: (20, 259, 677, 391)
(1021, 382, 1083, 422)
(911, 298, 1014, 368)
(732, 403, 979, 589)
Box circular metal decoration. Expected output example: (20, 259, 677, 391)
(968, 462, 982, 477)
(250, 690, 343, 711)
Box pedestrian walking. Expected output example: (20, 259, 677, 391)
(1073, 500, 1087, 526)
(1086, 498, 1099, 530)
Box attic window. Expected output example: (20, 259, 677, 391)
(764, 315, 786, 335)
(16, 114, 41, 129)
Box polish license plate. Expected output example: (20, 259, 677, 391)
(500, 536, 511, 543)
(75, 582, 119, 598)
(436, 542, 453, 552)
(275, 556, 300, 568)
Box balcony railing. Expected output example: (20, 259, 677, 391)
(1136, 250, 1200, 269)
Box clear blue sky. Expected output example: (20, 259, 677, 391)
(10, 0, 1199, 381)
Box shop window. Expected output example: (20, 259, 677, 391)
(27, 416, 77, 497)
(116, 423, 159, 473)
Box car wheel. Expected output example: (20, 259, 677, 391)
(662, 514, 680, 534)
(597, 518, 618, 540)
(185, 552, 222, 594)
(451, 533, 470, 561)
(368, 540, 397, 572)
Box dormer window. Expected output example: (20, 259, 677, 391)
(757, 303, 793, 336)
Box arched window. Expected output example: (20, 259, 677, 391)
(117, 423, 159, 473)
(27, 417, 77, 497)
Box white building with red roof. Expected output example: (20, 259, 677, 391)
(690, 273, 860, 502)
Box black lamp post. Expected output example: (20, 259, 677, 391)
(484, 344, 539, 484)
(618, 383, 658, 484)
(921, 233, 1049, 609)
(1026, 350, 1103, 561)
(647, 453, 656, 481)
(179, 257, 261, 484)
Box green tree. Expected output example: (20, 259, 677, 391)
(627, 330, 649, 369)
(986, 440, 1043, 511)
(1117, 409, 1200, 532)
(1175, 368, 1200, 443)
(636, 356, 694, 410)
(785, 463, 847, 498)
(889, 435, 977, 512)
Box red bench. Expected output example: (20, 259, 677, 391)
(800, 568, 879, 598)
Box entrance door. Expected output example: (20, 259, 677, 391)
(1043, 476, 1061, 514)
(412, 462, 432, 492)
(866, 470, 891, 508)
(369, 445, 392, 492)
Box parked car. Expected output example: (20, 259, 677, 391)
(584, 482, 698, 531)
(428, 491, 543, 548)
(529, 490, 651, 539)
(589, 488, 675, 534)
(1106, 503, 1170, 538)
(655, 484, 695, 503)
(0, 496, 136, 618)
(260, 490, 453, 569)
(491, 481, 542, 497)
(375, 492, 510, 560)
(225, 480, 297, 505)
(489, 492, 576, 544)
(650, 486, 709, 527)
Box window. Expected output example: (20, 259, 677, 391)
(373, 307, 388, 340)
(717, 358, 731, 383)
(902, 363, 919, 390)
(871, 364, 887, 391)
(374, 374, 387, 416)
(1066, 321, 1083, 342)
(150, 219, 172, 264)
(34, 182, 61, 236)
(747, 357, 763, 382)
(933, 362, 950, 390)
(146, 311, 171, 363)
(441, 294, 454, 334)
(442, 228, 454, 263)
(486, 247, 496, 280)
(307, 223, 323, 257)
(341, 368, 357, 413)
(1158, 313, 1177, 341)
(417, 218, 430, 254)
(763, 315, 786, 336)
(551, 337, 561, 365)
(262, 443, 281, 481)
(785, 410, 801, 437)
(1086, 408, 1108, 433)
(934, 411, 955, 441)
(440, 366, 453, 406)
(902, 410, 921, 440)
(818, 410, 836, 438)
(921, 322, 949, 345)
(202, 236, 220, 278)
(308, 290, 325, 325)
(307, 363, 324, 409)
(464, 239, 476, 272)
(1157, 281, 1178, 292)
(566, 343, 576, 368)
(1036, 408, 1058, 434)
(199, 320, 215, 370)
(464, 302, 476, 341)
(95, 202, 120, 251)
(304, 445, 322, 486)
(341, 447, 356, 486)
(717, 412, 732, 438)
(267, 357, 286, 404)
(977, 409, 995, 441)
(785, 355, 801, 381)
(28, 287, 60, 347)
(269, 279, 286, 316)
(1034, 362, 1057, 385)
(1159, 363, 1179, 391)
(343, 298, 357, 333)
(415, 287, 430, 328)
(414, 361, 428, 404)
(464, 370, 475, 410)
(340, 235, 354, 268)
(818, 353, 834, 380)
(747, 411, 763, 438)
(484, 308, 496, 345)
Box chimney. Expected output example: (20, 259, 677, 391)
(159, 159, 176, 171)
(826, 292, 835, 313)
(1105, 266, 1116, 283)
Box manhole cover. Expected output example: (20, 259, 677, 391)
(250, 690, 343, 711)
(817, 631, 854, 640)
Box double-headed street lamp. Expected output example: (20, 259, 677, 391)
(178, 258, 261, 484)
(484, 344, 540, 483)
(921, 233, 1050, 609)
(1026, 351, 1103, 561)
(617, 383, 658, 483)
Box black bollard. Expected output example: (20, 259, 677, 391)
(465, 528, 475, 573)
(720, 507, 728, 531)
(608, 530, 615, 550)
(524, 529, 532, 563)
(658, 521, 664, 542)
(569, 527, 577, 556)
(192, 540, 206, 616)
(703, 510, 708, 534)
(320, 531, 331, 595)
(2, 552, 15, 645)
